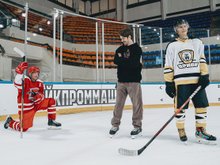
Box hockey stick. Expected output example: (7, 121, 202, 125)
(16, 2, 29, 138)
(13, 47, 26, 137)
(118, 86, 201, 156)
(13, 47, 25, 61)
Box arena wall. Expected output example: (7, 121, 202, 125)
(90, 0, 220, 23)
(0, 82, 219, 121)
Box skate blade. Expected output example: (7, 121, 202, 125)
(48, 126, 62, 130)
(109, 134, 114, 138)
(181, 141, 188, 145)
(131, 132, 142, 139)
(109, 132, 118, 138)
(196, 137, 217, 145)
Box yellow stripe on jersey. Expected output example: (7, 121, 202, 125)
(164, 66, 174, 82)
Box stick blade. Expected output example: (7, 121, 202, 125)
(118, 148, 138, 156)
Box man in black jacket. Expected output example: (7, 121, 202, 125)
(109, 28, 143, 139)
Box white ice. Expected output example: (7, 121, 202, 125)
(0, 107, 219, 165)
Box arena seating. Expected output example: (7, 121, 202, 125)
(0, 2, 121, 68)
(142, 10, 220, 45)
(1, 2, 126, 45)
(52, 47, 116, 68)
(204, 44, 220, 64)
(3, 3, 52, 37)
(63, 16, 126, 44)
(2, 35, 116, 68)
(142, 44, 220, 68)
(1, 2, 220, 69)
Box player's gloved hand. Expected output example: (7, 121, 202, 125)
(165, 82, 176, 98)
(198, 74, 210, 90)
(33, 93, 44, 104)
(15, 62, 28, 74)
(28, 91, 37, 101)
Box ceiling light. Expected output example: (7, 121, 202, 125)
(22, 13, 26, 17)
(11, 18, 18, 23)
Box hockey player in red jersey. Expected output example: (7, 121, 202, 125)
(4, 62, 61, 132)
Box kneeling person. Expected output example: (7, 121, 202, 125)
(4, 62, 61, 132)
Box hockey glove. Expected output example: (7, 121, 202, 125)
(198, 74, 210, 90)
(28, 91, 37, 101)
(33, 93, 44, 104)
(15, 62, 28, 74)
(165, 82, 176, 98)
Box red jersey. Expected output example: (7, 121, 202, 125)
(14, 74, 44, 111)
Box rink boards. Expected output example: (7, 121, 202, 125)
(0, 82, 219, 117)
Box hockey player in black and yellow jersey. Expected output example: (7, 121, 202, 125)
(164, 19, 216, 144)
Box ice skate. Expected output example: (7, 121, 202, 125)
(4, 116, 12, 129)
(130, 127, 142, 139)
(195, 127, 217, 145)
(48, 119, 62, 129)
(178, 128, 188, 144)
(109, 126, 119, 138)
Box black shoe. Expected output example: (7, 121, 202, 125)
(196, 127, 217, 144)
(178, 128, 188, 142)
(130, 127, 142, 139)
(4, 116, 12, 129)
(48, 119, 62, 127)
(109, 126, 119, 137)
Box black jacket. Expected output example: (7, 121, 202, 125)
(114, 43, 142, 82)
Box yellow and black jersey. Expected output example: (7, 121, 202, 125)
(164, 38, 208, 85)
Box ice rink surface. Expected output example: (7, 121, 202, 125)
(0, 107, 219, 165)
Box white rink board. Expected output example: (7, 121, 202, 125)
(0, 82, 219, 115)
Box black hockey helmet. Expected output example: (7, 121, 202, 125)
(173, 19, 189, 32)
